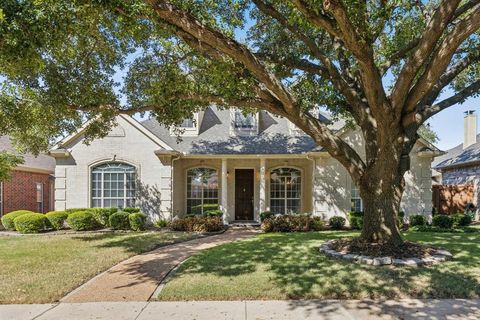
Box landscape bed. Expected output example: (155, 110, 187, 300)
(158, 229, 480, 300)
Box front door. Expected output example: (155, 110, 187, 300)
(235, 169, 254, 220)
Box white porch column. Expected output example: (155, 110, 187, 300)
(259, 158, 266, 219)
(221, 158, 228, 224)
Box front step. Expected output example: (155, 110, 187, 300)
(229, 221, 261, 230)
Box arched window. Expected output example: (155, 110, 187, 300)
(270, 168, 301, 214)
(186, 168, 219, 214)
(91, 162, 136, 208)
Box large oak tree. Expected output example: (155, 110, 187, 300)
(1, 0, 479, 245)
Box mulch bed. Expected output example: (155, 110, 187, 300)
(329, 237, 437, 259)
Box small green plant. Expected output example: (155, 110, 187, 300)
(67, 211, 99, 231)
(348, 211, 363, 229)
(328, 216, 346, 230)
(45, 211, 68, 230)
(170, 216, 224, 232)
(452, 213, 472, 227)
(312, 216, 325, 231)
(13, 213, 49, 233)
(260, 211, 275, 221)
(109, 212, 131, 230)
(432, 214, 454, 229)
(65, 208, 94, 215)
(123, 207, 141, 214)
(92, 208, 118, 227)
(129, 213, 147, 231)
(409, 215, 427, 227)
(204, 209, 223, 217)
(1, 210, 34, 230)
(154, 219, 168, 228)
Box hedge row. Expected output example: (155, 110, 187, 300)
(1, 207, 147, 233)
(170, 216, 224, 232)
(261, 214, 325, 232)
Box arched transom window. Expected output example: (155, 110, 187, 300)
(270, 168, 301, 214)
(186, 168, 219, 214)
(91, 162, 136, 208)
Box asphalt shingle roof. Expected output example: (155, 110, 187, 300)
(141, 107, 344, 155)
(433, 134, 480, 170)
(0, 136, 55, 172)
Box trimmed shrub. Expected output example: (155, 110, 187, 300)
(123, 207, 141, 214)
(261, 214, 325, 233)
(169, 216, 224, 232)
(432, 214, 454, 229)
(204, 209, 223, 217)
(109, 212, 131, 230)
(154, 219, 168, 229)
(67, 211, 99, 231)
(452, 213, 472, 227)
(1, 210, 33, 230)
(329, 216, 346, 230)
(129, 213, 147, 231)
(348, 211, 363, 230)
(46, 211, 68, 230)
(65, 208, 94, 215)
(92, 208, 118, 227)
(192, 203, 219, 215)
(409, 215, 427, 227)
(312, 217, 325, 231)
(13, 213, 49, 233)
(260, 211, 275, 221)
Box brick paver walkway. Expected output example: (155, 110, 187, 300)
(61, 229, 256, 302)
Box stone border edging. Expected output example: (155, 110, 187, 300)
(319, 240, 453, 266)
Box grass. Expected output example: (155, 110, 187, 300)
(0, 231, 198, 304)
(158, 230, 480, 300)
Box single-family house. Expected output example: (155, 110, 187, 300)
(0, 136, 55, 215)
(49, 107, 440, 223)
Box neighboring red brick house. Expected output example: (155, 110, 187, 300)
(0, 136, 55, 215)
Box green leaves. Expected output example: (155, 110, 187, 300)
(0, 151, 23, 181)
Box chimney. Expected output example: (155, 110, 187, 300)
(464, 110, 477, 149)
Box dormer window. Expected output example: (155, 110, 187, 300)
(231, 109, 258, 136)
(171, 113, 199, 136)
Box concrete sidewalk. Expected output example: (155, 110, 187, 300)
(1, 299, 479, 320)
(62, 229, 256, 302)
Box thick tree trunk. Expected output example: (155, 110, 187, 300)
(359, 180, 404, 246)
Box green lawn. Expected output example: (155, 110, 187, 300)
(0, 231, 198, 304)
(158, 231, 480, 300)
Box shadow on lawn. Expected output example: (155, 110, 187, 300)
(170, 231, 480, 300)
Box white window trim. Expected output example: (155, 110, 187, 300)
(350, 184, 363, 212)
(170, 113, 200, 137)
(91, 163, 136, 208)
(185, 167, 219, 215)
(269, 167, 303, 214)
(230, 108, 259, 136)
(36, 182, 44, 213)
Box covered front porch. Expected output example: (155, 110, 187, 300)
(170, 155, 315, 223)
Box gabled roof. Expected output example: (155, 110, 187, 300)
(53, 114, 173, 151)
(0, 136, 55, 173)
(433, 134, 480, 170)
(141, 107, 345, 155)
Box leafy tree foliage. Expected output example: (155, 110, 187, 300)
(1, 0, 479, 245)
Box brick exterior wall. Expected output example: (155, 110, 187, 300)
(441, 165, 480, 185)
(1, 170, 53, 215)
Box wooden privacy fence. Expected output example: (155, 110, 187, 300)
(432, 184, 474, 214)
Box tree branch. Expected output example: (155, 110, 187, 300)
(391, 0, 462, 109)
(405, 5, 480, 112)
(145, 0, 296, 112)
(288, 0, 340, 38)
(420, 80, 480, 120)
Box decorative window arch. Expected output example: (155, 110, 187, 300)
(270, 167, 302, 214)
(186, 167, 219, 214)
(91, 162, 136, 208)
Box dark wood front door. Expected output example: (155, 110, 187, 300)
(235, 169, 254, 220)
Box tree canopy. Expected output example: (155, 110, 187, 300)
(1, 0, 479, 243)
